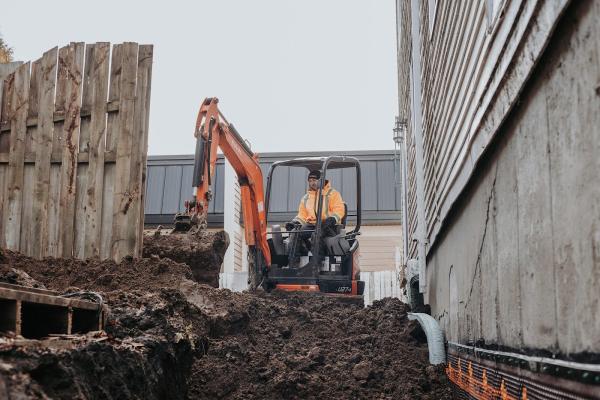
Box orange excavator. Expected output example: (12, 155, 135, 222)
(175, 98, 364, 296)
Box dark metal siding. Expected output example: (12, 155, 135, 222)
(145, 150, 402, 226)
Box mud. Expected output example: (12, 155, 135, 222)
(0, 230, 452, 399)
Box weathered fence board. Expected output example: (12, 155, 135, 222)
(32, 47, 58, 258)
(20, 58, 39, 256)
(131, 44, 153, 257)
(99, 44, 122, 259)
(83, 42, 110, 258)
(58, 42, 84, 258)
(0, 42, 152, 261)
(4, 63, 30, 251)
(110, 42, 138, 261)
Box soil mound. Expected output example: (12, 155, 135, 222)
(0, 288, 208, 400)
(187, 291, 452, 400)
(143, 230, 229, 287)
(0, 229, 452, 399)
(1, 249, 193, 298)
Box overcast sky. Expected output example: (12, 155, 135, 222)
(2, 0, 398, 155)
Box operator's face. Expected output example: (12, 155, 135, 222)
(308, 177, 319, 191)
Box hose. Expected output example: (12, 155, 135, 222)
(408, 312, 446, 365)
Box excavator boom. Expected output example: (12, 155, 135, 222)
(176, 98, 271, 287)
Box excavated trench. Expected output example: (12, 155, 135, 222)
(0, 231, 452, 399)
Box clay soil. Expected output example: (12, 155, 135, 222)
(0, 230, 452, 399)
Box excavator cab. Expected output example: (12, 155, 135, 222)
(262, 156, 365, 296)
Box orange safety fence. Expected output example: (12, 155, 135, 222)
(446, 358, 528, 400)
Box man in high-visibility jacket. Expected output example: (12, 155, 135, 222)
(285, 169, 345, 252)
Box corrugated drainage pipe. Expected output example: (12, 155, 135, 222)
(408, 312, 446, 365)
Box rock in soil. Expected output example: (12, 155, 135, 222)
(0, 230, 452, 399)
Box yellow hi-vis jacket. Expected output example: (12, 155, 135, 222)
(292, 181, 345, 225)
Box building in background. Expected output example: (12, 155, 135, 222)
(144, 150, 404, 304)
(397, 0, 599, 396)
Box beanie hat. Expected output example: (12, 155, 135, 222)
(308, 170, 321, 180)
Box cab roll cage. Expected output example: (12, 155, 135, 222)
(264, 156, 362, 257)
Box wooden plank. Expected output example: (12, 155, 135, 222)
(51, 46, 68, 161)
(105, 44, 122, 152)
(73, 163, 87, 258)
(25, 59, 40, 156)
(0, 166, 5, 247)
(0, 64, 23, 143)
(83, 42, 110, 258)
(100, 163, 115, 259)
(19, 58, 43, 256)
(46, 164, 61, 257)
(57, 43, 84, 257)
(3, 63, 31, 250)
(131, 44, 153, 257)
(0, 286, 101, 310)
(0, 282, 59, 295)
(73, 44, 95, 258)
(0, 65, 23, 156)
(110, 42, 138, 261)
(15, 300, 21, 336)
(19, 165, 34, 255)
(100, 44, 123, 259)
(67, 307, 73, 335)
(79, 44, 95, 153)
(0, 72, 16, 249)
(31, 47, 58, 258)
(48, 44, 71, 258)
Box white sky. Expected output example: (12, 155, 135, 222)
(2, 0, 398, 155)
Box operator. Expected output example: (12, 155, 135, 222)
(285, 169, 345, 251)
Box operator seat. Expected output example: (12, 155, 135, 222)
(324, 203, 351, 256)
(341, 203, 348, 228)
(270, 225, 285, 255)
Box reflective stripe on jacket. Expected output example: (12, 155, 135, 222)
(292, 181, 345, 225)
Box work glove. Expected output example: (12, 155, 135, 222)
(324, 217, 337, 229)
(285, 221, 300, 231)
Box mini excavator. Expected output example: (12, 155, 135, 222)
(175, 98, 364, 296)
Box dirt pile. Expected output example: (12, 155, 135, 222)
(187, 291, 452, 400)
(0, 231, 227, 400)
(143, 229, 229, 287)
(0, 229, 452, 399)
(1, 250, 193, 296)
(0, 288, 209, 399)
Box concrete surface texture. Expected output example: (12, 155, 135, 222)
(426, 0, 600, 356)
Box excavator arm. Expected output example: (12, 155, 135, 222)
(177, 98, 271, 288)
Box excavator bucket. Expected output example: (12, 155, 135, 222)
(172, 213, 193, 233)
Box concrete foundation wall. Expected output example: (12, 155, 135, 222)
(426, 0, 600, 356)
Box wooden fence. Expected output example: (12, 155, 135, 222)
(0, 42, 153, 261)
